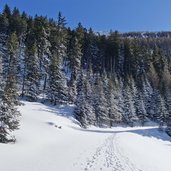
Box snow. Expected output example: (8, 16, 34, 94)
(0, 101, 171, 171)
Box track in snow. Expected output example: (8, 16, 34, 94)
(81, 134, 142, 171)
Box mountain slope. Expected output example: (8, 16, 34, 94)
(0, 101, 171, 171)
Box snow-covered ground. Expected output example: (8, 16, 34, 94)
(0, 101, 171, 171)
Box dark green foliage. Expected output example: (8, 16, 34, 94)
(0, 32, 20, 143)
(74, 71, 87, 127)
(48, 51, 67, 104)
(3, 4, 11, 19)
(105, 31, 120, 73)
(24, 43, 40, 101)
(9, 7, 27, 37)
(47, 12, 68, 105)
(68, 31, 82, 102)
(1, 5, 171, 133)
(0, 13, 9, 34)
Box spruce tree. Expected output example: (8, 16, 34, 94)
(107, 31, 120, 73)
(131, 78, 147, 125)
(0, 13, 9, 34)
(47, 12, 68, 104)
(10, 7, 27, 37)
(74, 71, 88, 127)
(0, 32, 20, 143)
(0, 53, 3, 96)
(84, 70, 96, 125)
(3, 4, 11, 20)
(107, 77, 122, 127)
(122, 78, 138, 126)
(93, 74, 109, 127)
(33, 16, 51, 94)
(48, 51, 67, 104)
(24, 42, 40, 101)
(68, 32, 82, 102)
(158, 95, 169, 130)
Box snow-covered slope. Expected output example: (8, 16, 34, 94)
(0, 101, 171, 171)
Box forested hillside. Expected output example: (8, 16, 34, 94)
(1, 5, 171, 142)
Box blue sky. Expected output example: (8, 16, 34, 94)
(0, 0, 171, 32)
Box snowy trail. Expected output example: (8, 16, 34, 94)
(0, 101, 171, 171)
(81, 134, 141, 171)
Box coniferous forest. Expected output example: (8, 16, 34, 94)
(1, 5, 171, 142)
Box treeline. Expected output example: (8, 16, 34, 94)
(0, 5, 171, 142)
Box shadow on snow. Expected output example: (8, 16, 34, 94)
(71, 126, 171, 143)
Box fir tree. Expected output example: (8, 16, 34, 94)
(47, 12, 68, 104)
(107, 77, 122, 127)
(24, 42, 40, 101)
(0, 32, 20, 143)
(0, 13, 9, 34)
(93, 74, 109, 127)
(10, 7, 27, 38)
(74, 71, 88, 127)
(33, 16, 51, 94)
(158, 95, 169, 130)
(48, 51, 67, 105)
(84, 69, 96, 125)
(3, 4, 11, 20)
(122, 78, 138, 126)
(68, 32, 82, 102)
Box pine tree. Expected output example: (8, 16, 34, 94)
(47, 12, 68, 104)
(166, 122, 171, 136)
(152, 46, 165, 77)
(106, 31, 120, 73)
(123, 39, 133, 75)
(75, 22, 85, 45)
(68, 32, 82, 102)
(33, 16, 51, 94)
(0, 53, 3, 96)
(48, 51, 67, 104)
(74, 71, 88, 127)
(158, 95, 169, 130)
(122, 78, 138, 126)
(84, 70, 96, 125)
(0, 13, 9, 34)
(131, 78, 147, 125)
(3, 4, 11, 20)
(107, 77, 122, 127)
(165, 65, 171, 135)
(143, 78, 154, 120)
(9, 7, 27, 40)
(166, 91, 171, 136)
(24, 42, 40, 101)
(83, 28, 100, 72)
(0, 32, 20, 143)
(134, 92, 147, 125)
(93, 74, 109, 127)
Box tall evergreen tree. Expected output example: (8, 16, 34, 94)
(24, 42, 40, 101)
(9, 7, 27, 37)
(74, 71, 88, 127)
(122, 78, 138, 126)
(68, 32, 82, 102)
(48, 50, 67, 104)
(0, 32, 20, 143)
(0, 13, 9, 34)
(33, 16, 51, 94)
(3, 4, 11, 20)
(93, 74, 109, 127)
(84, 69, 96, 125)
(107, 77, 122, 127)
(47, 12, 68, 104)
